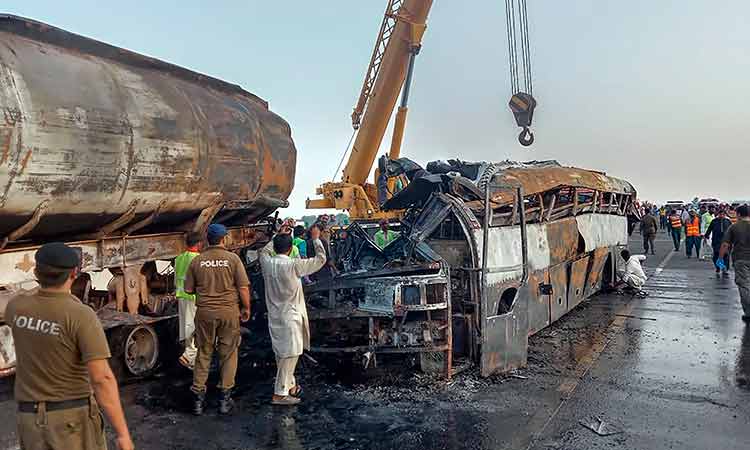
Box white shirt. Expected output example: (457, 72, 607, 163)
(259, 239, 326, 358)
(624, 255, 648, 285)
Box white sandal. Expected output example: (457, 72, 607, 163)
(271, 396, 301, 406)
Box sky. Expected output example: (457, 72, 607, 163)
(5, 1, 750, 217)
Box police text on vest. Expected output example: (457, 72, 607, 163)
(200, 260, 229, 268)
(13, 315, 62, 336)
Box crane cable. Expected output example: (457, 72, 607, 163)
(331, 129, 358, 181)
(504, 0, 536, 146)
(505, 0, 519, 94)
(505, 0, 533, 95)
(519, 0, 533, 96)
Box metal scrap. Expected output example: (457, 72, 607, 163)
(579, 416, 624, 437)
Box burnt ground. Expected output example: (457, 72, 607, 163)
(1, 232, 749, 450)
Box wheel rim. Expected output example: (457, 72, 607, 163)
(124, 325, 159, 376)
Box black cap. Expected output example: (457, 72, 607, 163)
(35, 242, 80, 269)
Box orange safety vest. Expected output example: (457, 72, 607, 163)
(669, 215, 682, 228)
(686, 217, 701, 237)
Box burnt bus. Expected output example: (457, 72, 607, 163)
(304, 160, 635, 377)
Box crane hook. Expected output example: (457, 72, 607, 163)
(518, 127, 534, 146)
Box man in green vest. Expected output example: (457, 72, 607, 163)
(374, 219, 400, 249)
(175, 232, 202, 369)
(293, 225, 307, 258)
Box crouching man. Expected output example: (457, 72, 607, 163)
(618, 249, 648, 290)
(259, 225, 327, 405)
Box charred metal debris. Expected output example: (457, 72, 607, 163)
(303, 159, 638, 378)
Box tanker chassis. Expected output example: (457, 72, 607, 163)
(0, 15, 296, 377)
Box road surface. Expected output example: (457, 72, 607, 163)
(0, 232, 747, 450)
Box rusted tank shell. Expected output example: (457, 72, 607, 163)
(0, 15, 296, 241)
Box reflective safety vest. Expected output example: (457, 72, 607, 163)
(669, 215, 682, 229)
(293, 237, 307, 258)
(175, 250, 199, 301)
(686, 217, 701, 237)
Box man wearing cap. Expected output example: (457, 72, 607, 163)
(184, 223, 251, 415)
(2, 243, 133, 450)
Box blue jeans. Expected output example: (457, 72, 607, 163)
(670, 228, 681, 250)
(686, 236, 701, 257)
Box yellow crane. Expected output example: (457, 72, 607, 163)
(306, 0, 535, 220)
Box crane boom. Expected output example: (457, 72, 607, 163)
(343, 0, 431, 186)
(307, 0, 432, 218)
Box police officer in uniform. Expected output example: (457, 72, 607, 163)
(2, 242, 134, 450)
(185, 224, 251, 415)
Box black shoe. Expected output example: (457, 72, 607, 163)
(218, 389, 234, 415)
(192, 392, 206, 416)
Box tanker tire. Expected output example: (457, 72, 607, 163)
(107, 324, 159, 382)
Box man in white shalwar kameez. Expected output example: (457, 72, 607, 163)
(259, 225, 326, 405)
(617, 249, 648, 289)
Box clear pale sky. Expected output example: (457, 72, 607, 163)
(5, 1, 750, 217)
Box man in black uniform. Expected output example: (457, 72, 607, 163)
(2, 243, 133, 450)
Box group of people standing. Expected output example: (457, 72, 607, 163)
(661, 204, 737, 267)
(640, 203, 739, 268)
(174, 216, 337, 415)
(2, 214, 340, 450)
(638, 203, 750, 323)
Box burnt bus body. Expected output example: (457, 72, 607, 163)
(0, 16, 295, 377)
(305, 160, 636, 376)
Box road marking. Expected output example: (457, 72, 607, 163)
(524, 248, 674, 449)
(653, 249, 676, 277)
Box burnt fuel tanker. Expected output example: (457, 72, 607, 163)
(0, 15, 296, 378)
(0, 15, 296, 243)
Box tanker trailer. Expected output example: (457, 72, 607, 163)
(0, 15, 296, 378)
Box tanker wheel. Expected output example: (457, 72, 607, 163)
(123, 324, 159, 377)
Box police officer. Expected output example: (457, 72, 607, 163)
(3, 242, 134, 450)
(185, 224, 251, 415)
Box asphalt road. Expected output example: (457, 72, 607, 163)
(0, 230, 748, 450)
